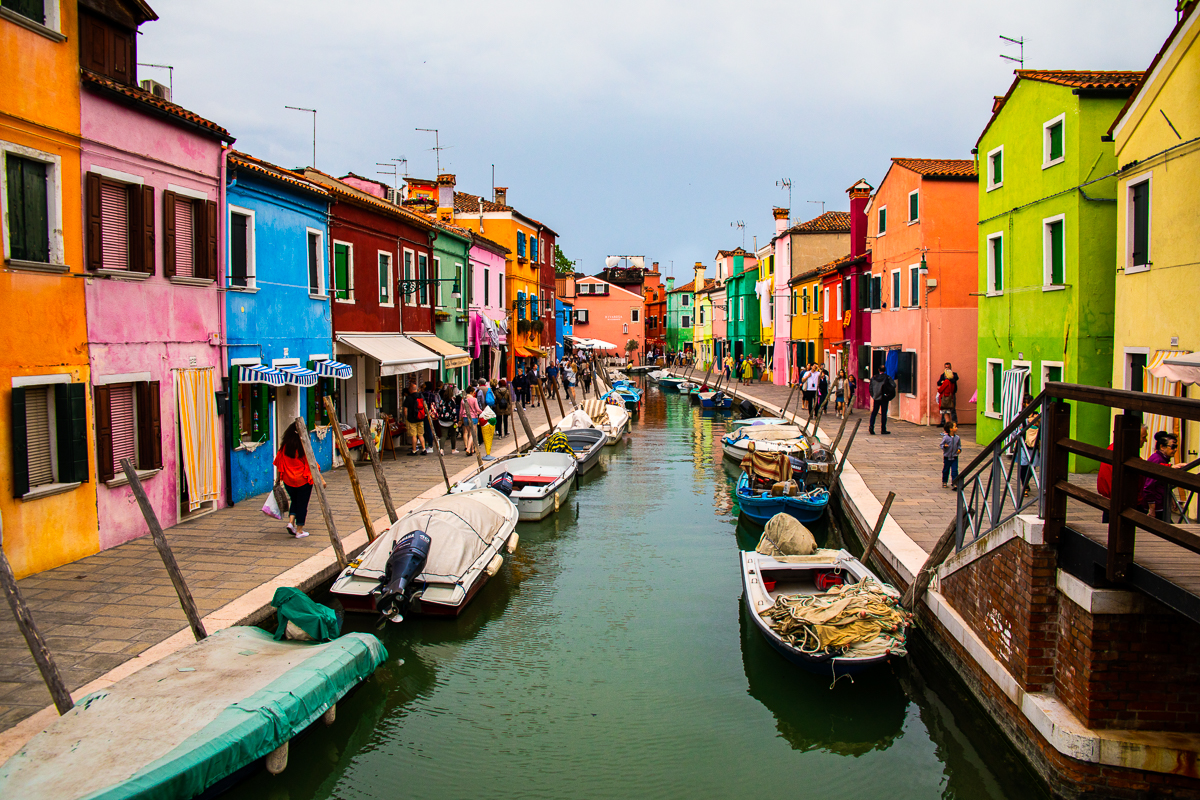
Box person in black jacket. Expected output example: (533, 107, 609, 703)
(869, 365, 896, 435)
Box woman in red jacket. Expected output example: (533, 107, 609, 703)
(273, 425, 326, 538)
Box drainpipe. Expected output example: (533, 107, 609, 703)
(219, 144, 234, 507)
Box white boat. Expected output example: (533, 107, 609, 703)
(331, 489, 519, 617)
(647, 369, 669, 382)
(544, 424, 606, 475)
(569, 400, 630, 445)
(731, 416, 790, 431)
(721, 424, 807, 462)
(451, 451, 577, 521)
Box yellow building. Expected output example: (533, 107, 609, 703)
(2, 1, 99, 577)
(1109, 0, 1200, 462)
(692, 264, 713, 370)
(756, 245, 774, 354)
(788, 267, 824, 372)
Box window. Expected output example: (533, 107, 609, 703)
(163, 191, 217, 280)
(307, 229, 323, 295)
(823, 288, 829, 322)
(897, 352, 917, 395)
(1043, 115, 1065, 168)
(1042, 361, 1063, 390)
(681, 314, 691, 328)
(908, 190, 919, 223)
(630, 307, 640, 323)
(455, 263, 463, 309)
(1043, 215, 1065, 286)
(498, 275, 503, 309)
(909, 264, 919, 307)
(801, 287, 809, 315)
(10, 379, 89, 498)
(1126, 351, 1148, 392)
(858, 274, 871, 310)
(4, 148, 62, 267)
(870, 275, 882, 311)
(1128, 175, 1151, 271)
(93, 379, 161, 483)
(738, 296, 745, 321)
(987, 146, 1004, 190)
(332, 241, 353, 300)
(517, 231, 526, 259)
(812, 283, 819, 315)
(535, 237, 541, 263)
(228, 206, 254, 288)
(986, 359, 1003, 417)
(305, 364, 337, 430)
(80, 11, 135, 84)
(403, 249, 414, 303)
(575, 308, 589, 324)
(84, 171, 153, 275)
(682, 294, 690, 306)
(836, 283, 843, 320)
(517, 291, 526, 320)
(432, 257, 442, 307)
(483, 268, 489, 306)
(891, 270, 900, 309)
(418, 254, 428, 304)
(878, 206, 887, 236)
(700, 306, 705, 325)
(378, 251, 393, 305)
(4, 0, 50, 25)
(232, 366, 269, 444)
(986, 232, 1003, 293)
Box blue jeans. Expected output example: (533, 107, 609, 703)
(942, 457, 959, 485)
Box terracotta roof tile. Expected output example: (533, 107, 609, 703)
(453, 191, 511, 214)
(302, 168, 437, 230)
(1015, 70, 1145, 90)
(783, 211, 851, 236)
(891, 158, 977, 179)
(82, 70, 232, 142)
(669, 280, 696, 293)
(715, 247, 751, 258)
(228, 151, 329, 197)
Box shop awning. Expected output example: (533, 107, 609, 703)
(277, 364, 319, 387)
(313, 359, 353, 379)
(1148, 351, 1200, 386)
(239, 365, 286, 386)
(409, 334, 472, 370)
(516, 345, 542, 358)
(336, 335, 441, 376)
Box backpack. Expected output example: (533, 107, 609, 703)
(496, 390, 509, 411)
(883, 377, 897, 401)
(415, 397, 426, 421)
(485, 388, 496, 407)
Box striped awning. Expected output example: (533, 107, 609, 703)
(277, 364, 319, 387)
(313, 359, 353, 380)
(239, 365, 286, 386)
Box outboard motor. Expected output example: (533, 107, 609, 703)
(738, 399, 756, 418)
(374, 531, 431, 623)
(712, 391, 725, 405)
(488, 472, 514, 496)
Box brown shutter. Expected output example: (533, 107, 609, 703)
(146, 380, 162, 469)
(81, 17, 107, 74)
(204, 199, 218, 280)
(86, 172, 103, 271)
(190, 197, 206, 279)
(111, 28, 132, 85)
(136, 382, 154, 469)
(162, 191, 176, 277)
(133, 185, 155, 274)
(95, 385, 114, 483)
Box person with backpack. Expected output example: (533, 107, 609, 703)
(494, 378, 512, 437)
(869, 365, 896, 435)
(421, 381, 440, 455)
(402, 382, 427, 454)
(545, 361, 559, 398)
(436, 384, 461, 454)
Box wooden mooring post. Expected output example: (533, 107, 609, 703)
(831, 419, 862, 490)
(862, 491, 896, 564)
(536, 381, 555, 432)
(326, 398, 377, 542)
(515, 398, 539, 450)
(355, 412, 398, 524)
(900, 517, 958, 612)
(0, 511, 74, 715)
(120, 459, 208, 642)
(294, 418, 348, 569)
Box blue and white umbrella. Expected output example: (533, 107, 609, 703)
(314, 359, 353, 379)
(239, 365, 286, 386)
(277, 364, 320, 387)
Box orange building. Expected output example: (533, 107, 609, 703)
(572, 277, 645, 362)
(2, 0, 100, 577)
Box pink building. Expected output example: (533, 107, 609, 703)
(80, 63, 233, 547)
(468, 234, 510, 381)
(571, 276, 645, 360)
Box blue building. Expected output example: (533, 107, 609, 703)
(556, 297, 573, 360)
(225, 152, 345, 502)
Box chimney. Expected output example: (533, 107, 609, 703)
(846, 179, 872, 258)
(773, 207, 789, 235)
(436, 173, 455, 222)
(992, 96, 1005, 113)
(493, 186, 507, 206)
(666, 277, 675, 291)
(651, 261, 659, 273)
(693, 261, 706, 292)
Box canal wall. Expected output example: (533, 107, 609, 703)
(677, 372, 1200, 799)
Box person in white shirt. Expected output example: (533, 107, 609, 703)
(802, 365, 820, 414)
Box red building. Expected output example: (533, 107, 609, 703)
(535, 224, 558, 356)
(643, 265, 667, 360)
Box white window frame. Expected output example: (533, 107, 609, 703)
(377, 249, 394, 307)
(801, 287, 809, 315)
(227, 204, 256, 290)
(811, 283, 819, 316)
(877, 205, 887, 237)
(630, 308, 640, 323)
(907, 189, 919, 224)
(822, 288, 829, 322)
(454, 262, 463, 309)
(432, 256, 443, 308)
(986, 145, 1004, 191)
(739, 296, 745, 320)
(1124, 346, 1151, 391)
(681, 314, 690, 328)
(331, 239, 355, 303)
(986, 231, 1004, 296)
(0, 141, 65, 270)
(1043, 113, 1066, 169)
(306, 228, 325, 298)
(835, 283, 842, 320)
(985, 358, 1004, 419)
(1041, 360, 1064, 391)
(699, 306, 705, 325)
(890, 268, 901, 310)
(0, 0, 65, 41)
(402, 247, 415, 305)
(1042, 213, 1066, 290)
(1124, 171, 1152, 275)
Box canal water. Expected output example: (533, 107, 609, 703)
(228, 387, 1048, 800)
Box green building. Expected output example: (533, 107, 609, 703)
(432, 225, 472, 389)
(666, 278, 695, 355)
(974, 69, 1142, 460)
(725, 264, 761, 360)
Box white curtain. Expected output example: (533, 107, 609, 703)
(1143, 350, 1191, 459)
(175, 367, 221, 511)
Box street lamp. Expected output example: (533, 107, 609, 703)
(398, 275, 461, 299)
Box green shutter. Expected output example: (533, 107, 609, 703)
(54, 383, 88, 484)
(1047, 366, 1062, 384)
(991, 363, 1002, 413)
(879, 208, 886, 234)
(909, 192, 918, 222)
(1050, 221, 1064, 284)
(5, 155, 50, 263)
(992, 151, 1003, 185)
(1049, 123, 1063, 161)
(334, 244, 349, 300)
(251, 385, 270, 441)
(993, 237, 1003, 291)
(11, 387, 29, 498)
(229, 366, 240, 442)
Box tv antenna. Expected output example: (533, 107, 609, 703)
(285, 106, 317, 168)
(1000, 35, 1024, 69)
(776, 178, 792, 223)
(137, 62, 174, 95)
(731, 220, 746, 248)
(416, 128, 445, 173)
(376, 162, 398, 191)
(807, 200, 825, 216)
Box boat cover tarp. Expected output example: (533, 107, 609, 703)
(354, 491, 513, 584)
(0, 626, 386, 800)
(740, 449, 793, 485)
(556, 409, 595, 431)
(756, 515, 815, 556)
(271, 587, 340, 642)
(735, 425, 803, 441)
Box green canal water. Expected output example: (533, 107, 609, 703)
(228, 388, 1049, 800)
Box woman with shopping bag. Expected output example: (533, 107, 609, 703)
(272, 424, 327, 539)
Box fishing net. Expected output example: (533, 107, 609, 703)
(756, 516, 815, 556)
(761, 579, 910, 659)
(540, 431, 574, 454)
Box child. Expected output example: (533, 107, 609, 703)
(941, 421, 962, 488)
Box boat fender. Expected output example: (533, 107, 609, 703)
(485, 553, 504, 577)
(266, 741, 289, 775)
(814, 570, 845, 592)
(506, 532, 519, 553)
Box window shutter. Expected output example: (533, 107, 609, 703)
(95, 385, 114, 483)
(55, 383, 89, 484)
(1050, 124, 1063, 161)
(135, 185, 155, 274)
(11, 387, 29, 498)
(145, 381, 162, 469)
(992, 152, 1002, 185)
(86, 172, 103, 271)
(204, 200, 218, 280)
(111, 28, 133, 85)
(81, 16, 107, 74)
(110, 384, 136, 474)
(909, 192, 918, 221)
(306, 361, 317, 430)
(1131, 182, 1149, 266)
(1050, 221, 1064, 284)
(858, 345, 871, 380)
(162, 191, 177, 276)
(993, 237, 1003, 290)
(229, 365, 240, 444)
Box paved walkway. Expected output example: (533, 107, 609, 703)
(0, 416, 552, 734)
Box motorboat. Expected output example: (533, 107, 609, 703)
(697, 390, 733, 409)
(606, 382, 642, 410)
(658, 376, 684, 392)
(731, 416, 790, 431)
(677, 381, 700, 395)
(722, 425, 806, 462)
(735, 472, 830, 524)
(332, 489, 519, 618)
(560, 402, 629, 445)
(451, 451, 577, 521)
(646, 369, 669, 382)
(741, 519, 908, 678)
(542, 425, 606, 475)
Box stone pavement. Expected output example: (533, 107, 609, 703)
(0, 418, 549, 734)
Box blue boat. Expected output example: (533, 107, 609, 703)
(698, 391, 733, 409)
(735, 472, 829, 524)
(607, 382, 642, 410)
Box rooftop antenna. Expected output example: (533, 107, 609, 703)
(285, 106, 317, 168)
(415, 128, 444, 173)
(807, 200, 825, 216)
(376, 162, 398, 193)
(776, 178, 792, 224)
(731, 220, 746, 248)
(999, 35, 1024, 69)
(136, 62, 173, 95)
(392, 157, 408, 178)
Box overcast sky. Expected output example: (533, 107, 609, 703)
(140, 1, 1177, 280)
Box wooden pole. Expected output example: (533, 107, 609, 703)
(120, 459, 207, 641)
(294, 418, 348, 568)
(831, 419, 862, 490)
(0, 511, 74, 715)
(554, 377, 568, 419)
(829, 412, 850, 452)
(325, 398, 376, 542)
(515, 396, 538, 449)
(780, 384, 797, 421)
(355, 412, 398, 524)
(510, 407, 525, 454)
(863, 491, 896, 564)
(536, 381, 555, 432)
(900, 517, 958, 612)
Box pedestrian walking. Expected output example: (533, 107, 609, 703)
(802, 364, 820, 414)
(1015, 393, 1040, 496)
(833, 369, 849, 418)
(816, 367, 829, 412)
(937, 363, 959, 426)
(495, 379, 512, 437)
(562, 363, 577, 404)
(436, 384, 461, 453)
(941, 421, 962, 488)
(421, 381, 439, 454)
(546, 361, 559, 398)
(461, 387, 481, 456)
(272, 424, 325, 539)
(741, 358, 753, 385)
(403, 382, 428, 455)
(529, 365, 541, 406)
(868, 365, 895, 435)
